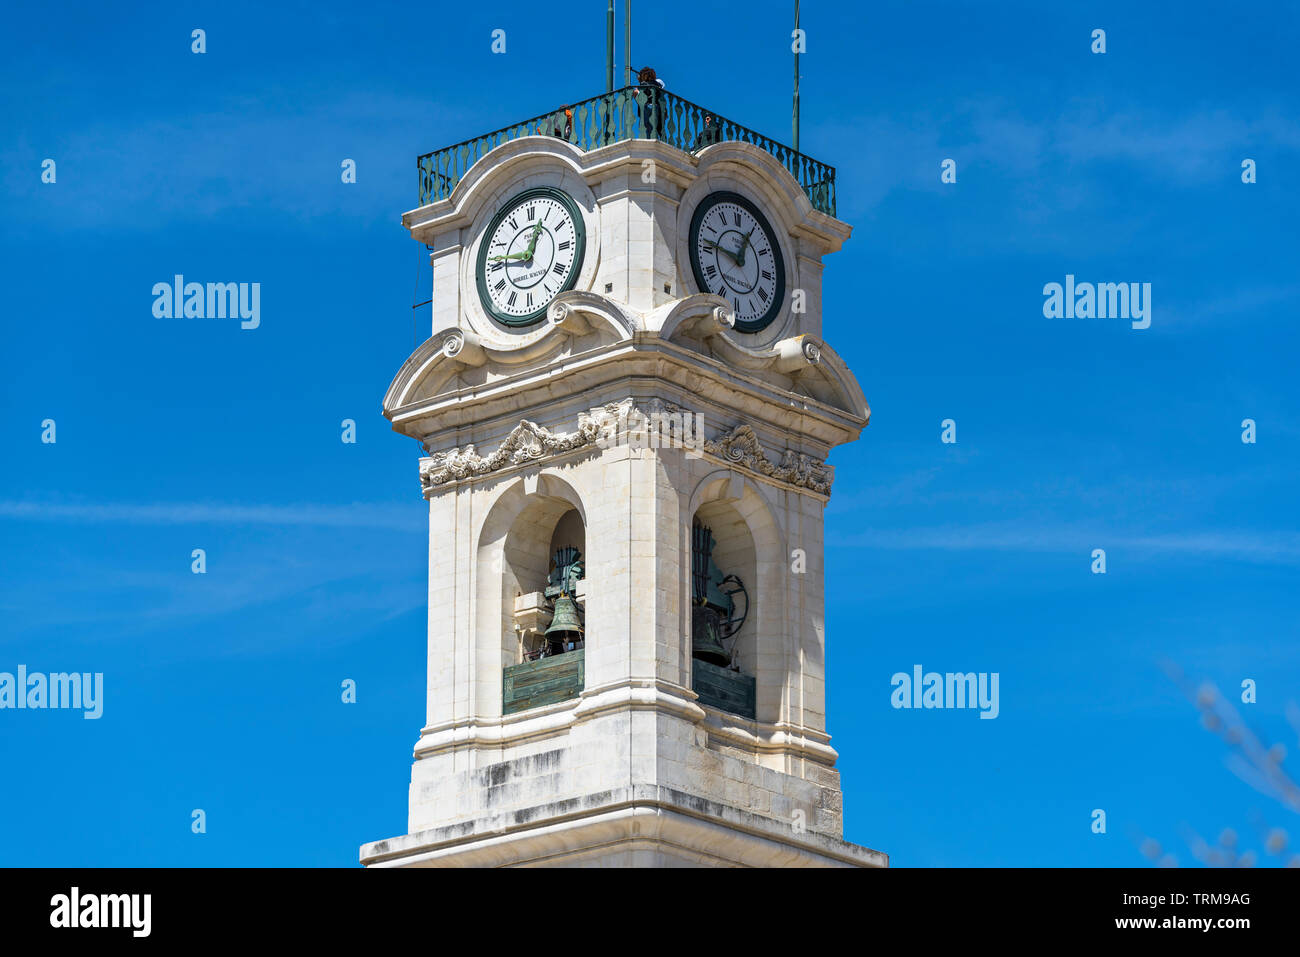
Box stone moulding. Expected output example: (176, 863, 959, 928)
(418, 398, 835, 497)
(360, 784, 887, 868)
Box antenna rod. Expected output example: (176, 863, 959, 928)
(606, 1, 614, 91)
(625, 0, 632, 85)
(793, 0, 801, 151)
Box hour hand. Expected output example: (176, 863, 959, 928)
(523, 222, 545, 258)
(702, 239, 741, 265)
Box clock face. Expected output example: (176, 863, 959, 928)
(688, 191, 786, 333)
(476, 186, 586, 327)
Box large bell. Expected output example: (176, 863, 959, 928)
(692, 605, 731, 667)
(544, 593, 584, 654)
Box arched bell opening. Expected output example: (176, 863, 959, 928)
(498, 497, 588, 715)
(690, 498, 758, 720)
(532, 507, 586, 660)
(475, 476, 589, 717)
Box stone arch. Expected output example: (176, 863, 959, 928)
(473, 473, 587, 716)
(688, 470, 787, 723)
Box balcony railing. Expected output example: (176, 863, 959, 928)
(417, 86, 836, 216)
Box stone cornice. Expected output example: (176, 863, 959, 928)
(389, 337, 866, 455)
(360, 785, 887, 868)
(412, 675, 839, 767)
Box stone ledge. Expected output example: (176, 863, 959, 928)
(360, 784, 885, 868)
(410, 680, 836, 766)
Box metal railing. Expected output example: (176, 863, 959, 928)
(417, 86, 836, 216)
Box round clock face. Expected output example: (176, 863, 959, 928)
(688, 191, 786, 333)
(476, 186, 586, 327)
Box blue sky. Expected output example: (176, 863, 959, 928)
(2, 0, 1298, 866)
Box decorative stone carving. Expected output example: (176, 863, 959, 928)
(436, 329, 486, 366)
(705, 424, 834, 496)
(420, 400, 629, 491)
(441, 333, 465, 358)
(419, 398, 835, 496)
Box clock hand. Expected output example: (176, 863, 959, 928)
(523, 222, 545, 259)
(735, 226, 756, 266)
(490, 223, 546, 263)
(702, 239, 742, 266)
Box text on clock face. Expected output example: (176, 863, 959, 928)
(694, 201, 779, 323)
(484, 196, 578, 317)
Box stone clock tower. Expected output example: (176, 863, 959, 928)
(360, 88, 885, 867)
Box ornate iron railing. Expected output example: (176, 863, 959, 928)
(417, 86, 836, 216)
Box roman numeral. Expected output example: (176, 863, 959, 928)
(526, 293, 533, 307)
(489, 261, 504, 273)
(507, 291, 518, 306)
(558, 240, 571, 251)
(704, 264, 717, 279)
(527, 206, 535, 220)
(757, 248, 770, 257)
(760, 269, 773, 281)
(552, 261, 566, 275)
(757, 287, 769, 303)
(733, 211, 741, 226)
(494, 279, 506, 291)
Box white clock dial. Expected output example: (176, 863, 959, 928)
(689, 193, 785, 332)
(478, 188, 585, 326)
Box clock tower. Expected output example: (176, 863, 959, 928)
(360, 87, 885, 867)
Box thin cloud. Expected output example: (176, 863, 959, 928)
(0, 499, 422, 531)
(831, 523, 1300, 565)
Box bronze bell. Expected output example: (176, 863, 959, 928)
(691, 605, 731, 667)
(544, 593, 584, 653)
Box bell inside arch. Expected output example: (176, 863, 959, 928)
(544, 593, 584, 654)
(690, 521, 747, 668)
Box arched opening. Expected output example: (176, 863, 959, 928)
(691, 498, 758, 720)
(494, 495, 588, 715)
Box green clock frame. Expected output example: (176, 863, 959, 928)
(475, 186, 587, 328)
(688, 190, 787, 334)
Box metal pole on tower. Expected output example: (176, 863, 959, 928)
(607, 1, 614, 91)
(793, 0, 801, 151)
(625, 0, 632, 85)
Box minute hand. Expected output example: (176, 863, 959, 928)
(736, 226, 756, 266)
